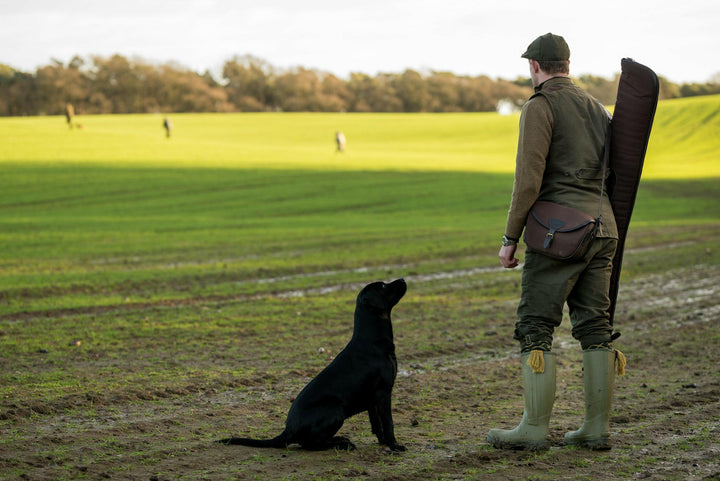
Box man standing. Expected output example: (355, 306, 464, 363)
(487, 33, 624, 451)
(335, 131, 347, 152)
(65, 103, 75, 129)
(163, 117, 173, 138)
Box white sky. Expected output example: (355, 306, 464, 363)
(2, 0, 719, 84)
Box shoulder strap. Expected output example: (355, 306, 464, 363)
(597, 118, 612, 222)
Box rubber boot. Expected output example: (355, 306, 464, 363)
(487, 351, 556, 450)
(563, 348, 616, 450)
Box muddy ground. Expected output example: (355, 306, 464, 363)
(1, 248, 718, 480)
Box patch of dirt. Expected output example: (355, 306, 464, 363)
(1, 261, 718, 481)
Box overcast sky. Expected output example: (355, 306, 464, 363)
(2, 0, 718, 84)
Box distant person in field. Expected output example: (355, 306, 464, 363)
(65, 103, 75, 129)
(487, 33, 624, 452)
(163, 117, 173, 138)
(335, 131, 346, 152)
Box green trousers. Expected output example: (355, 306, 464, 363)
(515, 237, 618, 350)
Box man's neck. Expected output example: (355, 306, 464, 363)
(534, 75, 570, 91)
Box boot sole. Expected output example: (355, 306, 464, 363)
(563, 438, 611, 450)
(487, 436, 549, 451)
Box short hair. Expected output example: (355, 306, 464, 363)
(537, 60, 569, 75)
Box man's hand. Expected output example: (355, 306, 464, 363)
(499, 245, 519, 269)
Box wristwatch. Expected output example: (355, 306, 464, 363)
(502, 235, 519, 246)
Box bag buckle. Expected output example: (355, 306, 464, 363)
(544, 218, 564, 249)
(543, 231, 554, 248)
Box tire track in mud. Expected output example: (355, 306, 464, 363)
(403, 262, 720, 368)
(8, 260, 715, 417)
(0, 261, 511, 322)
(2, 240, 716, 325)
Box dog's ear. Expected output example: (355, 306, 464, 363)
(359, 282, 388, 310)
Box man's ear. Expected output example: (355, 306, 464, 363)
(529, 59, 540, 74)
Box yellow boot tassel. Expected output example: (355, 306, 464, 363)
(527, 350, 546, 374)
(615, 349, 627, 376)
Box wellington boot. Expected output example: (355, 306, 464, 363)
(564, 348, 617, 450)
(487, 351, 556, 450)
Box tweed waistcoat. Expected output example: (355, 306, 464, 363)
(533, 78, 617, 238)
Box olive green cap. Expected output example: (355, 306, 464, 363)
(521, 33, 570, 61)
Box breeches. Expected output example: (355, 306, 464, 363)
(514, 237, 618, 350)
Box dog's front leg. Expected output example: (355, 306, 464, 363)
(374, 394, 405, 452)
(368, 405, 383, 438)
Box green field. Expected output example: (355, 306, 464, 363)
(1, 95, 718, 177)
(1, 95, 719, 480)
(2, 95, 718, 317)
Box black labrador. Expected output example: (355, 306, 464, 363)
(218, 278, 407, 451)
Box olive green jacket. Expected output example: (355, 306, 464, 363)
(505, 77, 618, 240)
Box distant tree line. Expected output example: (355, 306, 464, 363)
(1, 54, 718, 117)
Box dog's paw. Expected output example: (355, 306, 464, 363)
(387, 443, 406, 453)
(328, 436, 356, 451)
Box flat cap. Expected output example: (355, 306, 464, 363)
(521, 33, 570, 61)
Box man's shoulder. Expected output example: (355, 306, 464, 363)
(522, 94, 552, 116)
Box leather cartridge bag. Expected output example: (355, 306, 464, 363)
(524, 201, 597, 261)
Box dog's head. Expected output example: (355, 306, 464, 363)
(356, 278, 407, 314)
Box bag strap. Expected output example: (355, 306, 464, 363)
(597, 117, 612, 224)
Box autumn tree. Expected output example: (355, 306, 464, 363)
(222, 55, 273, 111)
(347, 73, 403, 112)
(34, 57, 87, 115)
(0, 54, 712, 116)
(0, 66, 36, 116)
(427, 72, 462, 112)
(576, 74, 620, 105)
(393, 69, 430, 112)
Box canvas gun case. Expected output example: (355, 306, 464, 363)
(607, 58, 660, 326)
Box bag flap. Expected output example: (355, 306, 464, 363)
(530, 201, 596, 232)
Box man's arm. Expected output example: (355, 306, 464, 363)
(500, 96, 553, 268)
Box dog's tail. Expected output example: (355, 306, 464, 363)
(217, 430, 288, 448)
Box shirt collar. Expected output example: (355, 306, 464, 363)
(534, 75, 572, 93)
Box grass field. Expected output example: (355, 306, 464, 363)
(1, 95, 719, 480)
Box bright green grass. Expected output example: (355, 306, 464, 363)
(643, 94, 720, 178)
(0, 164, 514, 313)
(0, 111, 519, 173)
(1, 94, 718, 177)
(0, 96, 719, 316)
